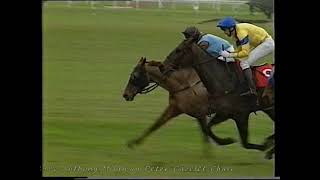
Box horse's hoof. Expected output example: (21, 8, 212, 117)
(265, 152, 273, 160)
(218, 138, 237, 145)
(127, 143, 134, 149)
(127, 140, 137, 149)
(263, 139, 274, 150)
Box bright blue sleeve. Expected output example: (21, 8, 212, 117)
(198, 34, 231, 56)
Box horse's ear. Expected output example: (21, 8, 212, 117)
(138, 57, 146, 65)
(142, 57, 146, 64)
(139, 57, 144, 64)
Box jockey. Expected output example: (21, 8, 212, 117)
(217, 17, 275, 97)
(182, 26, 235, 62)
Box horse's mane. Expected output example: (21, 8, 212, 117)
(147, 60, 195, 73)
(147, 60, 163, 67)
(145, 59, 197, 79)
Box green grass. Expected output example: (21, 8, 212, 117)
(43, 2, 274, 177)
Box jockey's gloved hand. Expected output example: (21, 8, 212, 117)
(220, 50, 231, 58)
(217, 56, 224, 60)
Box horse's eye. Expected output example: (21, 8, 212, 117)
(133, 72, 139, 79)
(131, 74, 137, 81)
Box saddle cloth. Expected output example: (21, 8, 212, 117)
(235, 60, 274, 88)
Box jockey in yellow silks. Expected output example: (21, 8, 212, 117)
(217, 17, 275, 97)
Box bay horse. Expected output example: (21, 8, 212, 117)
(122, 57, 236, 155)
(161, 38, 275, 158)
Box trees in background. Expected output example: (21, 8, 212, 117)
(247, 0, 274, 19)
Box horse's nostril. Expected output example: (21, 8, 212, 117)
(123, 94, 128, 99)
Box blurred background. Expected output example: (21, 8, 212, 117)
(43, 0, 274, 177)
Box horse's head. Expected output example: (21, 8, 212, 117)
(162, 37, 196, 72)
(123, 57, 150, 101)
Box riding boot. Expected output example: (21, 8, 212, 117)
(240, 68, 257, 97)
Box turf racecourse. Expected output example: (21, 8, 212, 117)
(43, 2, 274, 177)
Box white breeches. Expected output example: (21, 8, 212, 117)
(240, 37, 275, 70)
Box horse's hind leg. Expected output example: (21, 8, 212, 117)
(127, 105, 181, 149)
(263, 109, 275, 159)
(265, 146, 275, 160)
(206, 113, 237, 145)
(262, 86, 274, 104)
(234, 112, 266, 151)
(263, 134, 275, 150)
(262, 108, 275, 149)
(196, 118, 210, 144)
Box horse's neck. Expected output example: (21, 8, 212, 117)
(145, 64, 194, 93)
(173, 68, 200, 86)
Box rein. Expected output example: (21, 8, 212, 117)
(171, 80, 202, 94)
(139, 83, 159, 94)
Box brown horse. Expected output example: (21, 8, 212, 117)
(123, 57, 273, 159)
(122, 57, 236, 153)
(161, 38, 275, 158)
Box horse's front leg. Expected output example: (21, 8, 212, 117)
(196, 118, 212, 158)
(196, 118, 210, 144)
(206, 113, 237, 145)
(234, 112, 266, 151)
(127, 105, 181, 149)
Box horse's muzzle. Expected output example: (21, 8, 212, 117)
(123, 93, 134, 101)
